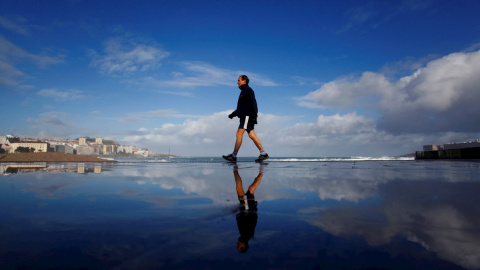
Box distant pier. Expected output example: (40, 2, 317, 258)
(416, 140, 480, 160)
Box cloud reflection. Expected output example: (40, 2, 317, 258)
(305, 177, 480, 269)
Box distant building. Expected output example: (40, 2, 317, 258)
(135, 149, 149, 157)
(8, 140, 50, 153)
(79, 137, 87, 146)
(1, 134, 147, 157)
(423, 144, 439, 151)
(76, 145, 95, 155)
(102, 144, 118, 155)
(54, 144, 75, 154)
(423, 140, 480, 151)
(417, 139, 480, 159)
(443, 141, 480, 150)
(118, 145, 137, 154)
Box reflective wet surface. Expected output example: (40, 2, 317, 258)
(1, 160, 480, 269)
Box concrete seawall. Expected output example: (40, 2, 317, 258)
(416, 146, 480, 159)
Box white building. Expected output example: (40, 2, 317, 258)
(79, 137, 87, 146)
(9, 140, 49, 153)
(118, 145, 137, 154)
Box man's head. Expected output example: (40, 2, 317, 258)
(237, 75, 249, 88)
(237, 241, 249, 253)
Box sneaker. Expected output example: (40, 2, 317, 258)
(222, 154, 237, 162)
(255, 153, 269, 163)
(246, 190, 255, 200)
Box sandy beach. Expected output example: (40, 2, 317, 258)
(0, 152, 115, 162)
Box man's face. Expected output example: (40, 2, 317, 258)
(237, 77, 246, 87)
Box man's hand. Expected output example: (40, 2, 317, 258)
(228, 113, 235, 119)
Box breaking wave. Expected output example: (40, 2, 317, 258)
(113, 156, 414, 163)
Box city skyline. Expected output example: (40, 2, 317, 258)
(1, 134, 157, 156)
(2, 1, 480, 157)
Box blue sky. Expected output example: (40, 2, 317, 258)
(2, 0, 480, 157)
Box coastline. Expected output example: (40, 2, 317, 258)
(0, 152, 116, 162)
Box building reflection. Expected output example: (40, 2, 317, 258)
(77, 164, 85, 174)
(1, 163, 106, 175)
(233, 165, 264, 253)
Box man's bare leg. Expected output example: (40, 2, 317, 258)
(247, 130, 264, 151)
(234, 166, 263, 197)
(234, 129, 246, 153)
(234, 168, 245, 198)
(247, 171, 263, 195)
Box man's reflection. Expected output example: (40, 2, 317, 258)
(233, 165, 264, 253)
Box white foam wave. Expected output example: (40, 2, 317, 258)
(270, 156, 414, 162)
(113, 156, 415, 163)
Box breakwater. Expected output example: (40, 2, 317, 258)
(416, 146, 480, 159)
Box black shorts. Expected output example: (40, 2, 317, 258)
(239, 116, 255, 133)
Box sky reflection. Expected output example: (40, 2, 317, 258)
(1, 161, 479, 269)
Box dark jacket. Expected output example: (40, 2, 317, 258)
(230, 84, 258, 118)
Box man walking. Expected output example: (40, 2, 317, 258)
(223, 75, 269, 163)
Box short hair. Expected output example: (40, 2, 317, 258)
(240, 75, 249, 85)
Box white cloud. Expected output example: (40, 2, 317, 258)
(0, 15, 30, 35)
(27, 112, 71, 128)
(296, 72, 392, 109)
(405, 51, 480, 111)
(315, 112, 376, 135)
(180, 61, 277, 87)
(90, 37, 170, 76)
(118, 110, 419, 157)
(37, 89, 85, 101)
(341, 4, 375, 33)
(340, 1, 433, 33)
(291, 75, 322, 86)
(117, 109, 201, 123)
(0, 61, 28, 88)
(0, 36, 64, 89)
(25, 111, 94, 138)
(265, 112, 401, 156)
(0, 36, 64, 68)
(272, 112, 376, 149)
(139, 61, 277, 89)
(121, 111, 238, 155)
(297, 49, 480, 135)
(158, 90, 195, 97)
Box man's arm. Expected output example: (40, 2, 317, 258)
(229, 110, 238, 119)
(248, 90, 258, 119)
